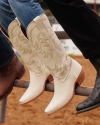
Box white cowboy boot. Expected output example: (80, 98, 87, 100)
(27, 14, 85, 114)
(7, 19, 52, 104)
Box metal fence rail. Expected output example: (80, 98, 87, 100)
(14, 79, 93, 96)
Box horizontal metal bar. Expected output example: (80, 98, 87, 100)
(55, 31, 70, 39)
(14, 80, 29, 88)
(14, 80, 93, 96)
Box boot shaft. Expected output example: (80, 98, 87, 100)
(27, 14, 72, 82)
(8, 19, 46, 77)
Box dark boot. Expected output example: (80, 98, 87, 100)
(76, 55, 100, 114)
(0, 54, 25, 100)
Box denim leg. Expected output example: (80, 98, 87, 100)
(0, 0, 16, 34)
(8, 0, 44, 30)
(0, 30, 14, 69)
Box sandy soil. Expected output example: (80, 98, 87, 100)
(3, 56, 100, 125)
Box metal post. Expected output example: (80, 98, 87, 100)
(0, 97, 7, 123)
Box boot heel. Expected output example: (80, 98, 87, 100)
(17, 66, 26, 79)
(76, 68, 85, 85)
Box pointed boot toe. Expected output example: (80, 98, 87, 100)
(45, 106, 53, 114)
(45, 106, 56, 114)
(19, 96, 26, 104)
(45, 99, 61, 114)
(19, 79, 46, 104)
(76, 101, 89, 114)
(19, 87, 35, 104)
(45, 97, 68, 114)
(76, 98, 100, 114)
(76, 103, 84, 111)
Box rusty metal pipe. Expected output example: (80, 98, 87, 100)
(14, 80, 93, 96)
(55, 31, 70, 39)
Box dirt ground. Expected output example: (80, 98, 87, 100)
(4, 56, 100, 125)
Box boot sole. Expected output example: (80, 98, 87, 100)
(46, 67, 85, 115)
(0, 66, 26, 101)
(76, 103, 100, 114)
(19, 74, 53, 105)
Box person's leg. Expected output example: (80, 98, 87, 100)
(8, 0, 44, 31)
(0, 0, 44, 33)
(0, 0, 52, 104)
(0, 0, 44, 32)
(0, 0, 16, 34)
(43, 0, 100, 113)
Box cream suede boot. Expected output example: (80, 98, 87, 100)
(7, 19, 52, 104)
(27, 14, 85, 114)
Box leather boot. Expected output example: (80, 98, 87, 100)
(7, 19, 52, 104)
(76, 55, 100, 114)
(27, 14, 85, 114)
(0, 54, 25, 100)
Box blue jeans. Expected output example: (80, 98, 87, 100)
(0, 30, 14, 68)
(0, 0, 44, 34)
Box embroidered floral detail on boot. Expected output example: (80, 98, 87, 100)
(27, 18, 71, 83)
(9, 21, 45, 77)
